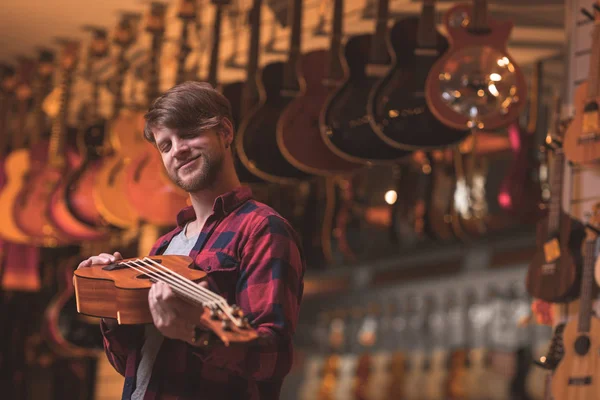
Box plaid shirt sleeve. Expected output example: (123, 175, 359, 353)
(190, 214, 305, 381)
(100, 319, 144, 376)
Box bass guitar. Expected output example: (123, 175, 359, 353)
(425, 0, 526, 131)
(319, 0, 412, 164)
(367, 0, 469, 150)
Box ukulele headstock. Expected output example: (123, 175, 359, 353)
(199, 303, 258, 345)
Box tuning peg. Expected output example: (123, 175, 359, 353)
(230, 305, 244, 318)
(581, 8, 595, 21)
(82, 25, 108, 37)
(221, 319, 232, 331)
(209, 307, 220, 320)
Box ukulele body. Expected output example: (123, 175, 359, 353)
(526, 212, 585, 302)
(319, 34, 411, 164)
(236, 61, 308, 184)
(551, 317, 600, 400)
(563, 81, 600, 165)
(368, 17, 469, 150)
(425, 4, 526, 131)
(0, 149, 32, 243)
(277, 49, 361, 175)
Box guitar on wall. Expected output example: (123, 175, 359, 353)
(318, 0, 412, 164)
(425, 0, 527, 131)
(563, 3, 600, 165)
(551, 203, 600, 400)
(367, 0, 470, 150)
(525, 137, 585, 303)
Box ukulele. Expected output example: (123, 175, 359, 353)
(235, 0, 309, 184)
(0, 57, 41, 244)
(74, 255, 257, 344)
(276, 0, 362, 176)
(123, 2, 189, 227)
(497, 61, 546, 223)
(92, 14, 142, 229)
(563, 2, 600, 165)
(425, 0, 526, 131)
(318, 0, 412, 164)
(551, 205, 600, 400)
(367, 0, 470, 150)
(525, 139, 586, 303)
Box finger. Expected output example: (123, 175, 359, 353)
(77, 259, 92, 269)
(113, 251, 123, 260)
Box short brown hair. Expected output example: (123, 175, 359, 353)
(143, 81, 233, 143)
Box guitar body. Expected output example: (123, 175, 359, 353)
(277, 49, 361, 175)
(65, 158, 107, 227)
(550, 317, 600, 400)
(368, 18, 469, 150)
(563, 81, 600, 165)
(1, 242, 41, 292)
(42, 255, 103, 357)
(425, 4, 526, 131)
(320, 34, 412, 164)
(526, 212, 585, 302)
(13, 140, 73, 246)
(124, 150, 189, 227)
(236, 61, 308, 184)
(0, 149, 32, 243)
(498, 123, 544, 222)
(92, 110, 144, 228)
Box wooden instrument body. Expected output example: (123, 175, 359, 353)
(551, 317, 600, 400)
(425, 349, 449, 400)
(0, 149, 32, 243)
(92, 110, 145, 228)
(526, 213, 585, 302)
(319, 34, 411, 164)
(464, 348, 495, 400)
(124, 149, 189, 227)
(425, 4, 526, 131)
(13, 139, 76, 246)
(497, 122, 544, 222)
(563, 81, 600, 165)
(236, 61, 308, 184)
(277, 49, 361, 176)
(368, 17, 469, 150)
(74, 255, 206, 324)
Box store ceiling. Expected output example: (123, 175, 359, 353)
(0, 0, 566, 84)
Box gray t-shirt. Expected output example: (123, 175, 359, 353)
(131, 224, 199, 400)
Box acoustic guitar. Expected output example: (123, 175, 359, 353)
(123, 2, 189, 227)
(425, 0, 526, 131)
(319, 0, 412, 164)
(74, 255, 258, 344)
(236, 0, 309, 184)
(0, 56, 45, 245)
(367, 0, 469, 150)
(92, 14, 142, 229)
(276, 0, 362, 176)
(13, 42, 82, 246)
(551, 205, 600, 400)
(525, 139, 585, 303)
(563, 3, 600, 165)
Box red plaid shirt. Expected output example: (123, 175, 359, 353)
(100, 186, 305, 399)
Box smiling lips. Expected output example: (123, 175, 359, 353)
(178, 156, 200, 171)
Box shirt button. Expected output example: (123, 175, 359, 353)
(206, 266, 211, 271)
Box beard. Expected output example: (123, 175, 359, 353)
(168, 148, 224, 192)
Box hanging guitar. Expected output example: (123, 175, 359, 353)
(367, 0, 469, 150)
(318, 0, 412, 164)
(525, 138, 585, 303)
(425, 0, 527, 131)
(73, 255, 258, 345)
(563, 4, 600, 165)
(276, 0, 362, 176)
(236, 0, 310, 184)
(551, 204, 600, 400)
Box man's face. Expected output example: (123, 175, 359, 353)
(153, 125, 226, 192)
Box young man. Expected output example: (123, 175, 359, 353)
(77, 81, 305, 399)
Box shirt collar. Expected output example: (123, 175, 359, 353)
(175, 186, 253, 228)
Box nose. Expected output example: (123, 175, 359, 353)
(172, 138, 191, 158)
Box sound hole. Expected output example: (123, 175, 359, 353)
(136, 274, 153, 280)
(574, 335, 590, 356)
(584, 101, 599, 113)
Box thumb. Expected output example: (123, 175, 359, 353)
(113, 251, 123, 260)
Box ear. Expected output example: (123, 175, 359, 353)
(219, 117, 235, 148)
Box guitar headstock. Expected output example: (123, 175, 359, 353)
(36, 48, 55, 78)
(82, 26, 109, 59)
(15, 57, 36, 101)
(211, 0, 232, 6)
(114, 12, 142, 48)
(178, 0, 198, 20)
(145, 2, 168, 34)
(54, 39, 80, 72)
(0, 64, 17, 93)
(198, 302, 258, 345)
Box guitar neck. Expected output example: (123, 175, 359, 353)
(327, 0, 345, 82)
(207, 4, 224, 88)
(587, 23, 600, 99)
(471, 0, 489, 32)
(416, 0, 437, 49)
(577, 237, 596, 333)
(547, 149, 565, 233)
(368, 0, 390, 65)
(283, 0, 303, 93)
(48, 69, 73, 168)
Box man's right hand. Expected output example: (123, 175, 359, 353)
(77, 251, 123, 329)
